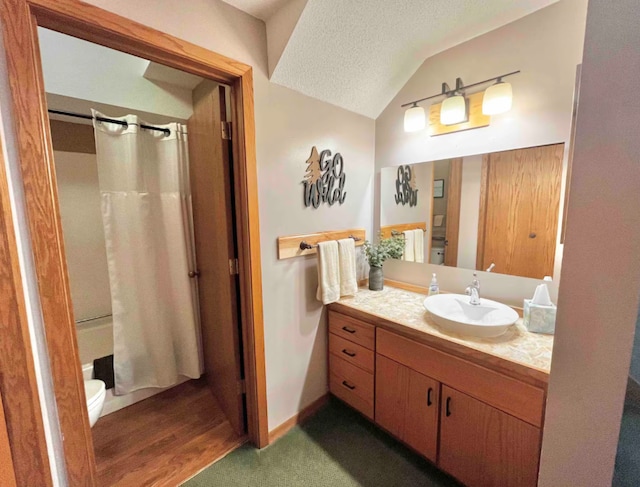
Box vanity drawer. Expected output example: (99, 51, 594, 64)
(329, 333, 374, 373)
(376, 328, 545, 427)
(329, 354, 374, 419)
(328, 310, 375, 350)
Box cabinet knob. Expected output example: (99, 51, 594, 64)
(342, 326, 356, 334)
(529, 232, 537, 239)
(427, 387, 433, 406)
(342, 349, 356, 357)
(445, 397, 452, 417)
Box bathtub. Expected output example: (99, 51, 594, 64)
(78, 316, 188, 417)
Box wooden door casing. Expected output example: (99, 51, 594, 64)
(375, 354, 439, 462)
(188, 81, 245, 435)
(439, 386, 541, 487)
(477, 144, 564, 279)
(443, 158, 462, 267)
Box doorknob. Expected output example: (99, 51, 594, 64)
(529, 232, 537, 239)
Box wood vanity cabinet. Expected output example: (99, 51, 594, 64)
(375, 354, 439, 462)
(327, 308, 546, 487)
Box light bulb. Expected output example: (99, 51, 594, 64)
(482, 81, 512, 115)
(404, 105, 426, 132)
(440, 95, 467, 125)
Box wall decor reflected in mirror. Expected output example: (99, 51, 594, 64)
(380, 143, 565, 279)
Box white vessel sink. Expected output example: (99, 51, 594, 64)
(424, 294, 519, 338)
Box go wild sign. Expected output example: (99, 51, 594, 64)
(302, 146, 347, 208)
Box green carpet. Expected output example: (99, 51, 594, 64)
(183, 398, 459, 486)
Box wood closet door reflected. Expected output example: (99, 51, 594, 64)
(188, 81, 245, 435)
(477, 144, 564, 279)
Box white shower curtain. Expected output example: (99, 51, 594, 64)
(92, 110, 203, 395)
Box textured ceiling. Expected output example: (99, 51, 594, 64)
(270, 0, 558, 118)
(220, 0, 293, 20)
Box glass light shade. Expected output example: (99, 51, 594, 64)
(482, 81, 512, 115)
(440, 95, 467, 125)
(404, 105, 426, 132)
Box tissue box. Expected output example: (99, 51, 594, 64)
(523, 299, 556, 334)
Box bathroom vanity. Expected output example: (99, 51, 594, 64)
(327, 285, 552, 487)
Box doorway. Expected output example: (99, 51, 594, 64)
(0, 0, 268, 485)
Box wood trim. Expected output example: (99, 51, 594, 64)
(475, 154, 490, 270)
(230, 71, 269, 448)
(0, 106, 53, 485)
(0, 391, 17, 487)
(268, 394, 330, 443)
(27, 0, 249, 83)
(444, 158, 462, 267)
(277, 228, 366, 260)
(379, 222, 426, 240)
(0, 0, 269, 483)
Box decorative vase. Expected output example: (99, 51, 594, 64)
(369, 265, 384, 291)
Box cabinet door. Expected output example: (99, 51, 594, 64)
(375, 355, 439, 463)
(439, 386, 541, 487)
(375, 354, 408, 439)
(404, 369, 439, 462)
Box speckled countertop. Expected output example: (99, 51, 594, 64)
(335, 286, 553, 376)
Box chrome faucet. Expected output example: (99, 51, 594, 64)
(465, 272, 481, 305)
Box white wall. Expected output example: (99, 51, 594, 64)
(38, 28, 193, 120)
(54, 151, 112, 321)
(375, 0, 588, 306)
(538, 0, 640, 484)
(457, 155, 482, 269)
(13, 0, 376, 434)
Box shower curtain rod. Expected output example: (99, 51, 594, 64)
(48, 109, 171, 135)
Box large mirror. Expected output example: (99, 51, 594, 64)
(380, 143, 565, 279)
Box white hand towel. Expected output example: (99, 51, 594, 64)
(316, 241, 341, 305)
(403, 230, 415, 262)
(413, 229, 424, 263)
(338, 238, 358, 297)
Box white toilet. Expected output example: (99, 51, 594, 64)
(84, 379, 106, 427)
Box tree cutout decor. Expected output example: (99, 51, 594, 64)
(395, 165, 418, 207)
(302, 146, 347, 208)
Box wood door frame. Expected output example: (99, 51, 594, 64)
(0, 0, 269, 484)
(476, 154, 491, 270)
(443, 158, 462, 267)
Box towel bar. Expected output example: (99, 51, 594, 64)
(277, 229, 366, 259)
(299, 235, 361, 250)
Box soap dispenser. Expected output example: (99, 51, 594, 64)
(428, 273, 439, 296)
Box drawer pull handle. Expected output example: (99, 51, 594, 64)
(427, 387, 433, 406)
(342, 380, 356, 390)
(342, 326, 356, 334)
(342, 349, 356, 357)
(445, 397, 452, 417)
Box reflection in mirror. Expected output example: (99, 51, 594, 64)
(380, 143, 565, 279)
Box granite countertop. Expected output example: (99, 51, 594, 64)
(335, 286, 553, 376)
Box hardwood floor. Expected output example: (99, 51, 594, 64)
(92, 378, 245, 487)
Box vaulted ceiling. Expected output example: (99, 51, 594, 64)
(223, 0, 558, 118)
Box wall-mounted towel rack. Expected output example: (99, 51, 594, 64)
(380, 222, 427, 239)
(278, 228, 366, 259)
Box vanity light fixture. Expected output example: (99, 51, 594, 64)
(403, 102, 426, 132)
(440, 79, 467, 125)
(482, 78, 513, 115)
(401, 70, 520, 132)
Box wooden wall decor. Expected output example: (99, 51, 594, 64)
(303, 146, 346, 208)
(380, 222, 427, 240)
(394, 165, 418, 207)
(429, 92, 490, 136)
(278, 228, 366, 259)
